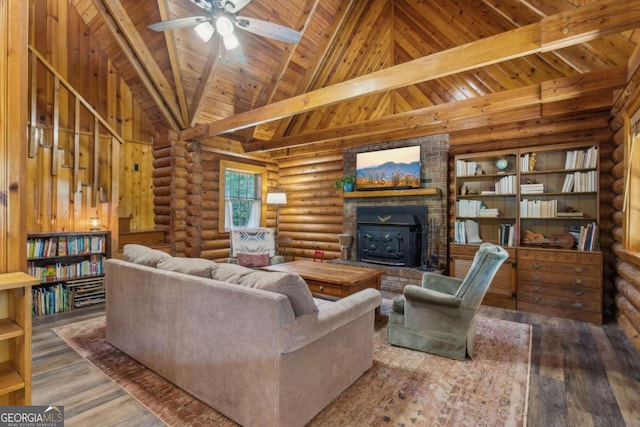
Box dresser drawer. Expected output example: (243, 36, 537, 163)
(517, 269, 602, 289)
(518, 281, 602, 303)
(518, 249, 602, 266)
(518, 260, 601, 276)
(518, 287, 602, 312)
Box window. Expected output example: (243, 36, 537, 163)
(625, 111, 640, 254)
(219, 160, 267, 232)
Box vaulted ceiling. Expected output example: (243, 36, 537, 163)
(72, 0, 640, 155)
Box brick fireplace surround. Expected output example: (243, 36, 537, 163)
(339, 135, 449, 293)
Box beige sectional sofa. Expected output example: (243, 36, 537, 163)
(105, 244, 381, 427)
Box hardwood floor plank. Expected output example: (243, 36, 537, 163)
(527, 375, 567, 427)
(30, 304, 640, 426)
(591, 325, 640, 426)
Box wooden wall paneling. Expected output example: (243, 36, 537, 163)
(0, 0, 29, 272)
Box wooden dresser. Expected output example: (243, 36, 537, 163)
(516, 247, 603, 323)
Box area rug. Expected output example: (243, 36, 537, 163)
(53, 315, 531, 426)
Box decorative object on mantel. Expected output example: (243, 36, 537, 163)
(266, 192, 287, 237)
(338, 234, 353, 260)
(334, 175, 356, 192)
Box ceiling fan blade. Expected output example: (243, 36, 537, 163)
(222, 0, 251, 13)
(148, 16, 210, 32)
(234, 16, 302, 44)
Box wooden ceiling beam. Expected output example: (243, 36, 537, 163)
(157, 0, 189, 127)
(180, 0, 640, 141)
(92, 0, 184, 129)
(188, 44, 220, 128)
(267, 111, 611, 160)
(240, 66, 625, 152)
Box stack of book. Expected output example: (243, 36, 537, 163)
(478, 208, 500, 217)
(520, 183, 544, 194)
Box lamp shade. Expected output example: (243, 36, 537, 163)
(266, 192, 287, 204)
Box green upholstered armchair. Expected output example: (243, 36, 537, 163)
(387, 243, 509, 360)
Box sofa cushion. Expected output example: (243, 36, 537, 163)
(157, 256, 217, 278)
(211, 263, 317, 317)
(237, 253, 271, 267)
(123, 244, 171, 267)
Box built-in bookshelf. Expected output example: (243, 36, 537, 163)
(451, 142, 603, 322)
(27, 231, 110, 316)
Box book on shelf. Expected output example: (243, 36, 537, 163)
(557, 211, 584, 217)
(576, 222, 598, 251)
(498, 223, 516, 247)
(478, 208, 500, 217)
(565, 146, 597, 169)
(520, 183, 544, 194)
(454, 219, 482, 244)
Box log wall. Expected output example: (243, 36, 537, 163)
(608, 62, 640, 352)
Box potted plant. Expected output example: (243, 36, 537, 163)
(334, 175, 356, 192)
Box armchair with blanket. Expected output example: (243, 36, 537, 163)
(228, 227, 286, 267)
(387, 242, 509, 360)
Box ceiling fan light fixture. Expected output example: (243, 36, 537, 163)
(194, 21, 215, 42)
(223, 34, 240, 50)
(215, 16, 235, 37)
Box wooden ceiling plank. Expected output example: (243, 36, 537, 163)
(157, 0, 189, 127)
(181, 0, 640, 141)
(91, 0, 182, 129)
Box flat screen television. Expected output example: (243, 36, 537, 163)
(356, 145, 421, 191)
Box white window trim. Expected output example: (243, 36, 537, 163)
(219, 159, 268, 233)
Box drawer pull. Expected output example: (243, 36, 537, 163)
(533, 296, 541, 303)
(319, 285, 324, 292)
(532, 274, 542, 281)
(573, 279, 583, 286)
(532, 262, 541, 269)
(572, 302, 585, 309)
(574, 290, 585, 297)
(575, 267, 584, 273)
(531, 285, 541, 292)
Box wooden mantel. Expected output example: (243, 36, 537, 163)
(341, 188, 441, 198)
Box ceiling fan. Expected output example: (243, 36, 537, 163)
(148, 0, 302, 51)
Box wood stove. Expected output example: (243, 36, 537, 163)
(356, 205, 427, 267)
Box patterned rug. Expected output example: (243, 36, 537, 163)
(53, 314, 531, 426)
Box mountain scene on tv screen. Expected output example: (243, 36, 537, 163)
(356, 160, 420, 190)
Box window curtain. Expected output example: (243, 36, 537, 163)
(225, 200, 234, 229)
(225, 199, 261, 229)
(247, 200, 261, 228)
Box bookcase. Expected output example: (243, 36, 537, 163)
(0, 272, 39, 405)
(27, 231, 110, 316)
(451, 142, 603, 322)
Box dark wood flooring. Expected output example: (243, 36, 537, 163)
(32, 302, 640, 426)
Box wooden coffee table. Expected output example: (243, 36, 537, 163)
(262, 260, 384, 301)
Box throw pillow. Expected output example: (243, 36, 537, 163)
(237, 253, 270, 267)
(156, 257, 217, 278)
(123, 244, 171, 267)
(210, 264, 317, 316)
(235, 271, 318, 317)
